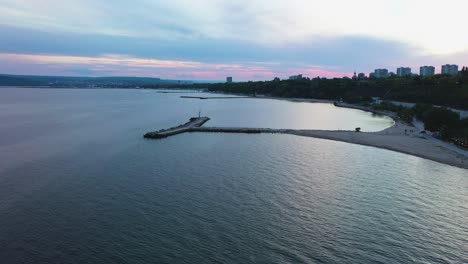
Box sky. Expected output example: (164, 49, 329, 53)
(1, 0, 467, 81)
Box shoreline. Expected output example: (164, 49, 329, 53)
(187, 126, 468, 169)
(194, 92, 468, 169)
(286, 129, 468, 170)
(254, 95, 468, 169)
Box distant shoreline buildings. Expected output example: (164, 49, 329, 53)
(441, 64, 459, 75)
(420, 66, 435, 77)
(269, 63, 464, 82)
(372, 69, 389, 78)
(289, 74, 303, 80)
(365, 64, 460, 79)
(397, 67, 412, 77)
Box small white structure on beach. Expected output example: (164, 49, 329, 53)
(372, 97, 382, 104)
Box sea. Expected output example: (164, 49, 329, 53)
(0, 87, 466, 263)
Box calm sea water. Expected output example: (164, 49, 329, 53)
(0, 88, 466, 264)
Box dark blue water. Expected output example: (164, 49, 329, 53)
(0, 88, 466, 263)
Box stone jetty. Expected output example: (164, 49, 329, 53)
(144, 117, 291, 139)
(180, 96, 249, 99)
(190, 127, 290, 134)
(143, 116, 467, 169)
(144, 117, 210, 139)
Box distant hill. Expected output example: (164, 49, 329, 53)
(0, 75, 41, 86)
(0, 74, 192, 87)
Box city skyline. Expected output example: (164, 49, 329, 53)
(1, 0, 468, 80)
(361, 64, 462, 79)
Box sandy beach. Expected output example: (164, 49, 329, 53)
(287, 125, 468, 169)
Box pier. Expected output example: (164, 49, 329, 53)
(180, 96, 250, 100)
(144, 117, 210, 139)
(142, 116, 468, 169)
(190, 127, 290, 134)
(180, 96, 210, 99)
(144, 117, 289, 139)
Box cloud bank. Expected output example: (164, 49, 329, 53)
(1, 0, 467, 80)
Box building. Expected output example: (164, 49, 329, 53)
(397, 67, 412, 77)
(441, 64, 459, 75)
(289, 74, 303, 80)
(226, 77, 233, 83)
(420, 66, 435, 77)
(374, 69, 389, 78)
(358, 73, 366, 79)
(371, 97, 382, 104)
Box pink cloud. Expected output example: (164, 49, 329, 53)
(0, 53, 348, 81)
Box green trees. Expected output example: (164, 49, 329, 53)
(412, 103, 433, 120)
(422, 107, 460, 133)
(143, 73, 468, 109)
(201, 75, 468, 109)
(462, 66, 468, 76)
(372, 102, 467, 142)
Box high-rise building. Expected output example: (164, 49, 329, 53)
(397, 67, 412, 77)
(420, 66, 435, 77)
(289, 74, 303, 80)
(226, 77, 233, 83)
(441, 64, 459, 75)
(374, 69, 389, 78)
(358, 73, 366, 79)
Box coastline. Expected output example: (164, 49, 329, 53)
(203, 92, 468, 169)
(286, 129, 468, 170)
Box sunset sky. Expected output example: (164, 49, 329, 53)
(1, 0, 467, 80)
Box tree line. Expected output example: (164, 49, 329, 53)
(182, 74, 468, 110)
(372, 102, 467, 144)
(461, 66, 468, 75)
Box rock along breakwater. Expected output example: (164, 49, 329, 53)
(143, 116, 468, 169)
(144, 117, 210, 139)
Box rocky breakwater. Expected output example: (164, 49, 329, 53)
(144, 117, 210, 139)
